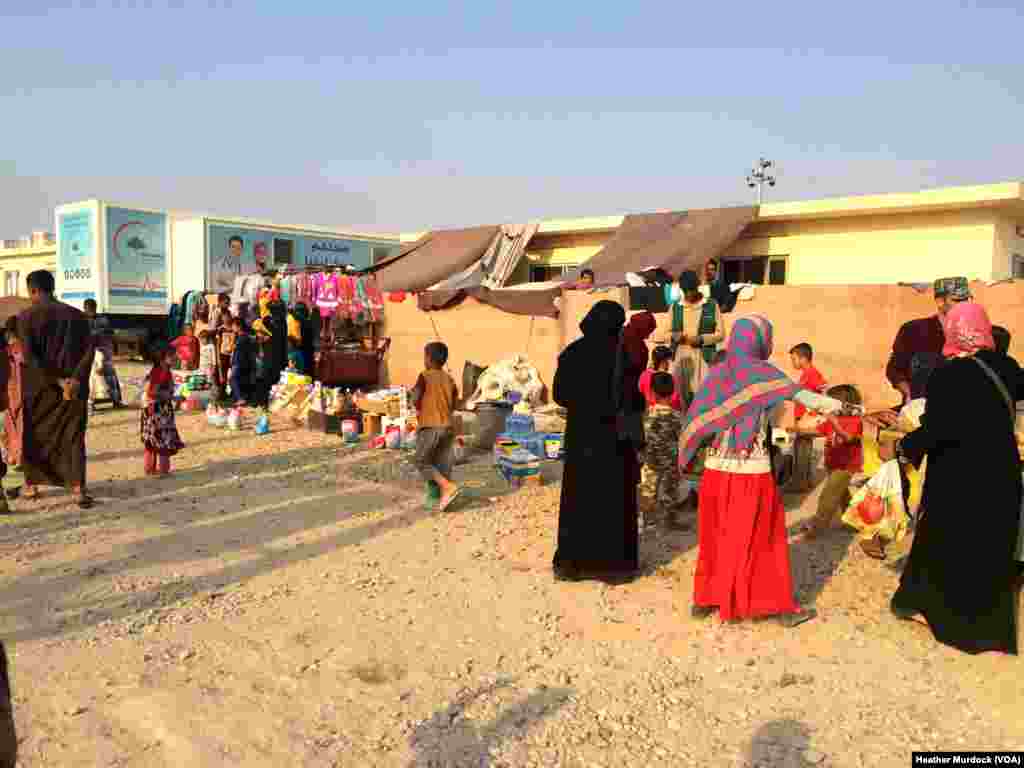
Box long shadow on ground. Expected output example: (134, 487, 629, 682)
(408, 681, 571, 767)
(747, 718, 818, 767)
(0, 450, 493, 644)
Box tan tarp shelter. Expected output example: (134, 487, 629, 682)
(574, 206, 757, 288)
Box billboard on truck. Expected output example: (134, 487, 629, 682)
(206, 222, 397, 294)
(56, 205, 98, 304)
(105, 206, 169, 312)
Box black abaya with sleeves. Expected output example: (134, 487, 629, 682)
(892, 350, 1021, 655)
(552, 301, 640, 576)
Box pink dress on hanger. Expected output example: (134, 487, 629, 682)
(363, 275, 385, 322)
(338, 276, 356, 321)
(316, 273, 339, 317)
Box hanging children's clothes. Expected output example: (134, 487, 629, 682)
(167, 303, 181, 339)
(183, 291, 207, 328)
(337, 275, 355, 320)
(315, 273, 340, 317)
(279, 274, 292, 306)
(231, 275, 248, 307)
(363, 275, 385, 322)
(242, 274, 262, 307)
(292, 272, 314, 308)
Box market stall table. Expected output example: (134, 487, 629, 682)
(316, 338, 390, 389)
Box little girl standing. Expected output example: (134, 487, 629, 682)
(141, 344, 185, 476)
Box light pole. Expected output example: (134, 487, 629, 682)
(746, 158, 776, 204)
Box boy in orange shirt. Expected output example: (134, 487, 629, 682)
(410, 342, 461, 512)
(789, 343, 827, 422)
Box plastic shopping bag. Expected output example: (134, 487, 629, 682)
(841, 459, 908, 543)
(255, 411, 270, 435)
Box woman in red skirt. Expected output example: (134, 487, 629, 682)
(677, 315, 854, 627)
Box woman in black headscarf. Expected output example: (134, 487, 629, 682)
(552, 300, 641, 581)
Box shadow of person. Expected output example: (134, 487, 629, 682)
(748, 718, 819, 767)
(788, 526, 857, 608)
(408, 680, 571, 767)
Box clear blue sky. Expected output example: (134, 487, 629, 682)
(2, 0, 1022, 236)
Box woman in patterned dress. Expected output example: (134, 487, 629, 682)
(678, 315, 851, 627)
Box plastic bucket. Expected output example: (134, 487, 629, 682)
(476, 402, 512, 450)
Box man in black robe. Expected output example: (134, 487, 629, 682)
(16, 270, 95, 508)
(552, 300, 640, 582)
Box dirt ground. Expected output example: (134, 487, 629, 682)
(1, 366, 1022, 767)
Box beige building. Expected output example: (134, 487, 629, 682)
(0, 233, 56, 297)
(516, 181, 1024, 286)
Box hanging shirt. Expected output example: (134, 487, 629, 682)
(316, 273, 339, 317)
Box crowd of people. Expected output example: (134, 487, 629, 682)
(553, 272, 1022, 655)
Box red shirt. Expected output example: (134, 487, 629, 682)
(170, 335, 199, 365)
(638, 369, 683, 411)
(794, 365, 827, 420)
(816, 416, 863, 472)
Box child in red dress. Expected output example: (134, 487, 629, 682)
(141, 345, 185, 476)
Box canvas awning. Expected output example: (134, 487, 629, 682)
(417, 223, 549, 315)
(417, 282, 562, 318)
(574, 206, 757, 288)
(367, 226, 501, 293)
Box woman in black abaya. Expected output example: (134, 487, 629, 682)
(883, 301, 1020, 655)
(552, 300, 642, 581)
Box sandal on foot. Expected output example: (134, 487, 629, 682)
(75, 495, 95, 510)
(21, 488, 39, 501)
(691, 605, 714, 619)
(439, 488, 462, 513)
(779, 608, 817, 628)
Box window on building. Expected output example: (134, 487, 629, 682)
(371, 246, 392, 265)
(722, 256, 787, 285)
(1013, 254, 1024, 279)
(273, 238, 294, 266)
(530, 265, 568, 283)
(768, 259, 787, 285)
(4, 271, 19, 297)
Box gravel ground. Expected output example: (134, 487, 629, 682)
(0, 363, 1021, 767)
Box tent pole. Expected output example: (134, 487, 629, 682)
(524, 316, 535, 359)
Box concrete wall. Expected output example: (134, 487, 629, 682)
(381, 295, 565, 398)
(381, 280, 1024, 411)
(729, 209, 999, 285)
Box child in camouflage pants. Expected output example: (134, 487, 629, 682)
(640, 373, 688, 528)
